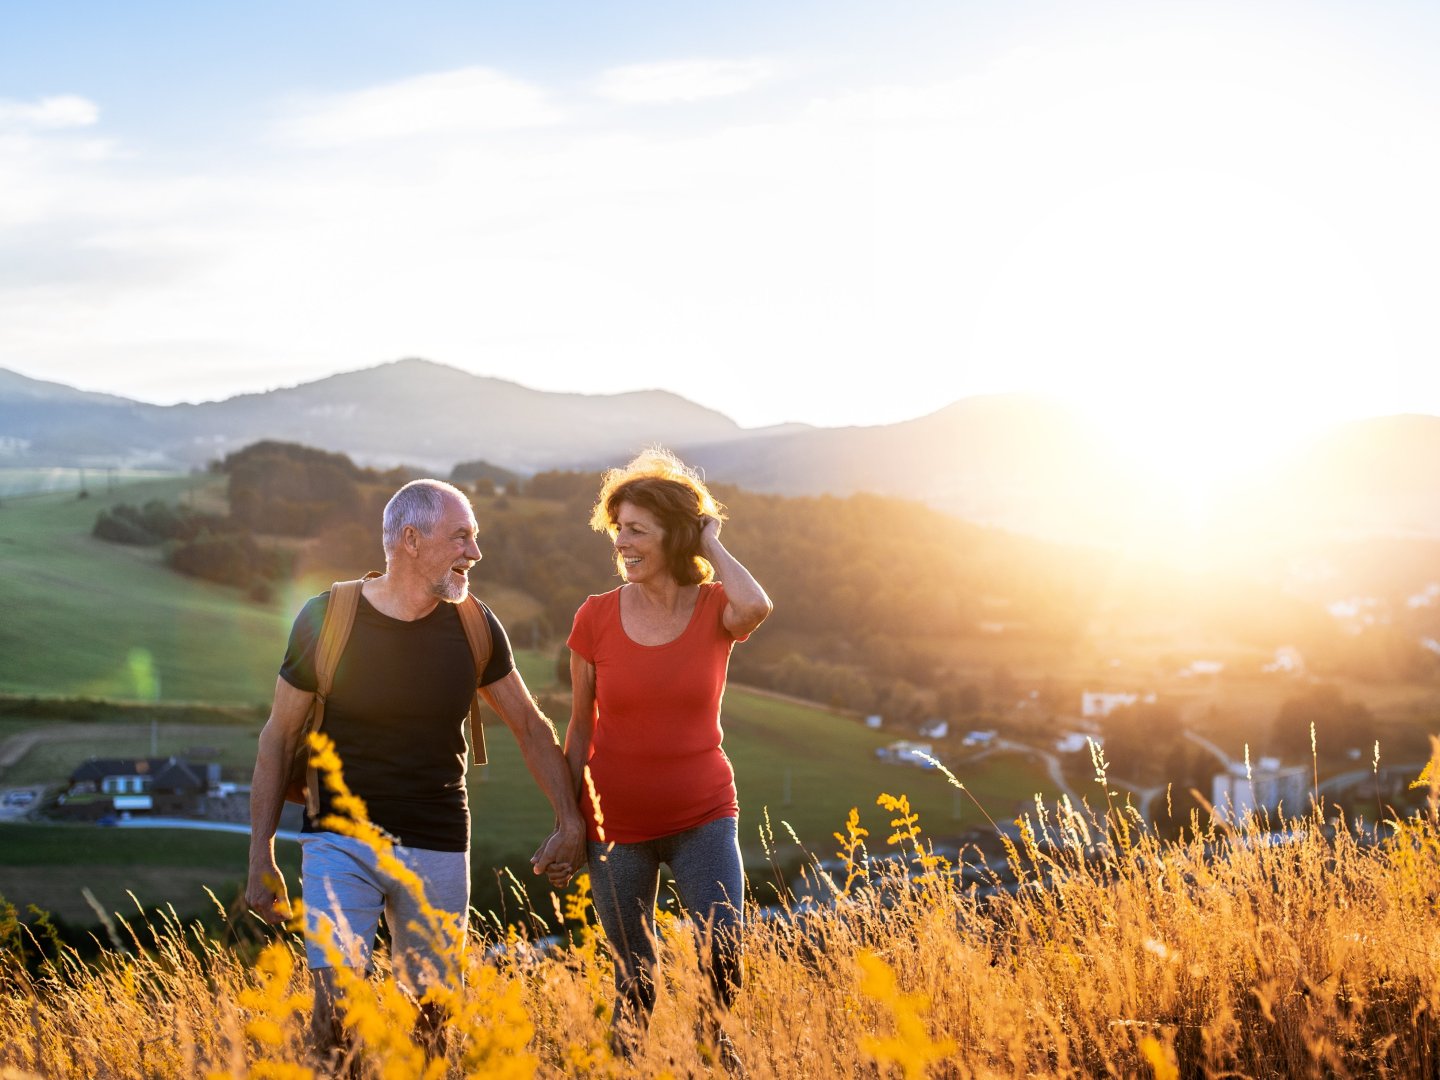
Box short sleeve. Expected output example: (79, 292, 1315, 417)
(711, 582, 751, 643)
(477, 603, 516, 687)
(566, 596, 598, 662)
(278, 593, 328, 692)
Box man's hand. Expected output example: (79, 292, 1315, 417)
(482, 668, 590, 887)
(246, 859, 293, 925)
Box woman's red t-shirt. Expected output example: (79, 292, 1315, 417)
(567, 582, 746, 844)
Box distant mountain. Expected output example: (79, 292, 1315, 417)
(0, 359, 797, 473)
(0, 369, 169, 460)
(0, 369, 136, 406)
(678, 395, 1166, 546)
(1215, 414, 1440, 542)
(687, 404, 1440, 548)
(4, 360, 1438, 549)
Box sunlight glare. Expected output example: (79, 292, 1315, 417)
(939, 21, 1409, 515)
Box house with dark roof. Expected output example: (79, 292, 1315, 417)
(58, 756, 220, 820)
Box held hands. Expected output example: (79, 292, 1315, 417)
(531, 822, 586, 889)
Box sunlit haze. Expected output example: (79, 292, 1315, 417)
(3, 0, 1438, 489)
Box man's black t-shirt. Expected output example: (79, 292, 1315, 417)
(279, 590, 515, 851)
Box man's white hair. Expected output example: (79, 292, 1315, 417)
(382, 479, 471, 558)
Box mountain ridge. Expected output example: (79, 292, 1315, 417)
(3, 360, 1438, 547)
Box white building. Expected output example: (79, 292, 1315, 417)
(1263, 647, 1305, 675)
(876, 741, 935, 768)
(1081, 691, 1154, 718)
(1211, 758, 1310, 822)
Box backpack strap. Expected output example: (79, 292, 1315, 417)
(455, 595, 495, 766)
(301, 576, 369, 816)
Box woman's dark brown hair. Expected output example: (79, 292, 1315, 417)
(590, 447, 726, 585)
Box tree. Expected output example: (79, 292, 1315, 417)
(450, 458, 520, 491)
(1101, 701, 1179, 784)
(1270, 684, 1375, 760)
(524, 469, 602, 502)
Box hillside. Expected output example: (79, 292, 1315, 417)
(8, 452, 1437, 777)
(2, 457, 1438, 928)
(6, 783, 1440, 1078)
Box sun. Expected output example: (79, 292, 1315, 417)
(961, 165, 1398, 525)
(883, 16, 1416, 528)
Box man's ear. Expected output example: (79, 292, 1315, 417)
(401, 523, 422, 556)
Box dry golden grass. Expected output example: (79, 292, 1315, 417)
(5, 735, 1440, 1078)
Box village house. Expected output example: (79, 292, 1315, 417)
(875, 740, 936, 768)
(1211, 757, 1310, 822)
(57, 756, 219, 820)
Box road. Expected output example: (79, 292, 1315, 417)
(979, 737, 1082, 805)
(107, 816, 301, 841)
(0, 730, 45, 774)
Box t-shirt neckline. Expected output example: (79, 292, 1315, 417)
(616, 583, 707, 648)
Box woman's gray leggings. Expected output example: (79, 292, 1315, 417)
(586, 815, 745, 1028)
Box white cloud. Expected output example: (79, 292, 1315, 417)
(594, 58, 774, 104)
(275, 67, 562, 146)
(0, 95, 99, 130)
(0, 101, 119, 229)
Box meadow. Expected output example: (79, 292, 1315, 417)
(7, 472, 1440, 1076)
(3, 741, 1439, 1078)
(0, 476, 290, 703)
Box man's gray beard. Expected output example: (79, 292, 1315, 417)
(432, 571, 470, 603)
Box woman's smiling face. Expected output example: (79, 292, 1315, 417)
(612, 499, 667, 584)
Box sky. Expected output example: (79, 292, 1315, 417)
(4, 0, 1440, 486)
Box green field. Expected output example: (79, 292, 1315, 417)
(0, 688, 1058, 923)
(0, 467, 184, 500)
(0, 479, 578, 705)
(0, 477, 292, 704)
(0, 822, 285, 926)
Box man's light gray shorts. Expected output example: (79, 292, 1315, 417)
(299, 831, 469, 992)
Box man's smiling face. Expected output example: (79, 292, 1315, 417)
(418, 492, 482, 603)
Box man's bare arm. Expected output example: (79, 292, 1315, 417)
(246, 677, 313, 924)
(480, 670, 586, 876)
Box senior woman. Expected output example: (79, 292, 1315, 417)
(558, 447, 771, 1063)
